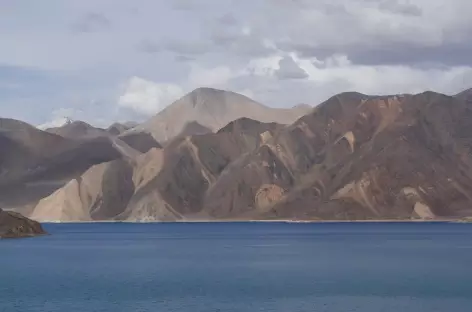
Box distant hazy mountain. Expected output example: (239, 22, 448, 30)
(45, 120, 108, 139)
(125, 87, 311, 143)
(28, 88, 472, 222)
(107, 122, 138, 136)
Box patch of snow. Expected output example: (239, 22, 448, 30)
(37, 117, 73, 130)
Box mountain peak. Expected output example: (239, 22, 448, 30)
(37, 117, 73, 130)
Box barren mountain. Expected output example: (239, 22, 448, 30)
(118, 132, 162, 153)
(107, 122, 137, 136)
(0, 208, 46, 238)
(30, 118, 283, 221)
(205, 91, 472, 220)
(0, 118, 139, 213)
(46, 120, 107, 139)
(45, 120, 161, 153)
(29, 89, 472, 222)
(125, 87, 311, 143)
(455, 88, 472, 103)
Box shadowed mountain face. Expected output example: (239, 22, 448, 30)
(28, 89, 472, 222)
(0, 209, 46, 238)
(0, 119, 132, 213)
(125, 87, 311, 143)
(119, 132, 162, 153)
(107, 122, 137, 136)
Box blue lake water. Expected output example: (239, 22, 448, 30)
(1, 222, 472, 312)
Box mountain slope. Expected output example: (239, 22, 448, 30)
(30, 118, 284, 221)
(46, 121, 108, 139)
(205, 91, 472, 220)
(125, 87, 311, 143)
(0, 119, 138, 213)
(107, 122, 137, 136)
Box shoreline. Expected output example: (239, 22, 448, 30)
(38, 218, 469, 224)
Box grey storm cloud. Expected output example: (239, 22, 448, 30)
(253, 0, 472, 67)
(275, 57, 309, 80)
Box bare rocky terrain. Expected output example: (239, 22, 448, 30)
(0, 208, 46, 238)
(4, 87, 472, 222)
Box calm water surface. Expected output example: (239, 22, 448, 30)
(1, 222, 472, 312)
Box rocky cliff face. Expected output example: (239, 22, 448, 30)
(0, 209, 46, 238)
(23, 89, 472, 221)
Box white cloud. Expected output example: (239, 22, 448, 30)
(296, 54, 472, 95)
(37, 117, 73, 130)
(275, 56, 308, 79)
(37, 108, 80, 129)
(244, 55, 282, 77)
(118, 76, 184, 115)
(188, 65, 235, 88)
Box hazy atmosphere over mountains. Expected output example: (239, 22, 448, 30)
(2, 0, 472, 127)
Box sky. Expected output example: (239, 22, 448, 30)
(1, 0, 472, 127)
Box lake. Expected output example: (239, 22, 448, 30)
(1, 222, 472, 312)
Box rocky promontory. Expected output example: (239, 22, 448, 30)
(0, 209, 47, 239)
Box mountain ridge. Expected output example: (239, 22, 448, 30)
(4, 87, 472, 222)
(124, 87, 311, 143)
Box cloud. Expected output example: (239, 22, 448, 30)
(37, 108, 81, 129)
(216, 13, 239, 26)
(171, 0, 202, 11)
(377, 0, 423, 16)
(188, 65, 235, 88)
(118, 76, 184, 115)
(161, 39, 211, 56)
(275, 56, 309, 80)
(244, 55, 282, 77)
(71, 12, 111, 33)
(253, 0, 472, 67)
(3, 0, 472, 128)
(136, 40, 161, 54)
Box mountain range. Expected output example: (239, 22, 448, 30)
(2, 86, 472, 226)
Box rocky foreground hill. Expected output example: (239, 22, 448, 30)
(0, 209, 46, 238)
(26, 88, 472, 222)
